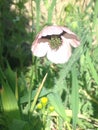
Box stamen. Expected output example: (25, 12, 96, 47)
(50, 35, 62, 49)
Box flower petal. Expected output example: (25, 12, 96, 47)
(38, 26, 63, 38)
(69, 39, 80, 47)
(62, 37, 80, 48)
(61, 26, 76, 35)
(31, 39, 49, 57)
(61, 26, 80, 47)
(47, 37, 71, 64)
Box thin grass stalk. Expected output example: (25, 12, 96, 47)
(71, 64, 79, 130)
(30, 73, 48, 113)
(28, 65, 34, 116)
(47, 0, 56, 24)
(35, 0, 41, 32)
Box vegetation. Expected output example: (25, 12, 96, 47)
(0, 0, 98, 130)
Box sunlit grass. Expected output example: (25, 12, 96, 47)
(0, 0, 98, 130)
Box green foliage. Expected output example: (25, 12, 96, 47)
(71, 65, 79, 130)
(0, 0, 98, 130)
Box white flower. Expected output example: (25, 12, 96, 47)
(31, 25, 80, 64)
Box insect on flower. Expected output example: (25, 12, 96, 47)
(31, 25, 80, 64)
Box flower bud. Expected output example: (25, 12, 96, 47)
(49, 106, 55, 112)
(37, 103, 43, 109)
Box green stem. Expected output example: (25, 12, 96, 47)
(47, 0, 56, 24)
(36, 0, 41, 32)
(30, 73, 48, 113)
(28, 65, 34, 114)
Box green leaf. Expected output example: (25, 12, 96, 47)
(4, 63, 16, 92)
(9, 119, 30, 130)
(1, 81, 20, 119)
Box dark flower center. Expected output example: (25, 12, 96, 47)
(50, 35, 62, 49)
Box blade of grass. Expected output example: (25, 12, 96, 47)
(28, 65, 34, 113)
(47, 0, 56, 24)
(35, 0, 41, 32)
(1, 80, 20, 119)
(86, 50, 98, 85)
(30, 73, 48, 113)
(71, 64, 79, 130)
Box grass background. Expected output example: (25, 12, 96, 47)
(0, 0, 98, 130)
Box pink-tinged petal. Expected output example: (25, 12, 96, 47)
(38, 26, 63, 38)
(61, 27, 80, 47)
(61, 26, 76, 35)
(62, 36, 80, 48)
(31, 41, 49, 57)
(47, 37, 72, 64)
(69, 39, 80, 47)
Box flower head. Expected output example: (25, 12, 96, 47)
(40, 97, 48, 106)
(31, 25, 80, 64)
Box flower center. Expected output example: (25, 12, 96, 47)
(50, 35, 62, 49)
